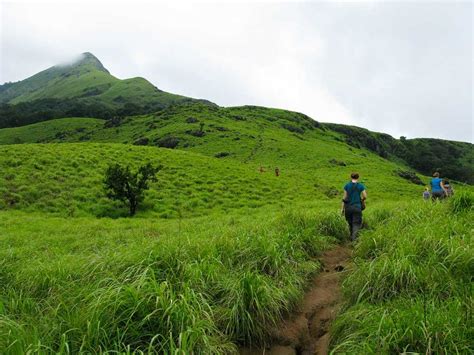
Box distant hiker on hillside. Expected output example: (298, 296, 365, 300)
(341, 172, 367, 241)
(275, 167, 280, 177)
(423, 187, 431, 201)
(430, 172, 447, 201)
(443, 179, 454, 197)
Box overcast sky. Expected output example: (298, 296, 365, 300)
(1, 0, 472, 142)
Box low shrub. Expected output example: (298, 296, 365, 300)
(154, 136, 180, 149)
(133, 137, 149, 146)
(280, 123, 304, 134)
(186, 117, 199, 123)
(328, 159, 346, 166)
(186, 130, 205, 137)
(395, 169, 424, 185)
(214, 152, 230, 158)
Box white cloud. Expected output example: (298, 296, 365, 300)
(0, 0, 472, 142)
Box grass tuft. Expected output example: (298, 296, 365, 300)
(331, 202, 473, 354)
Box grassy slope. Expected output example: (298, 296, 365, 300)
(1, 103, 472, 353)
(0, 103, 430, 205)
(0, 206, 345, 353)
(331, 198, 473, 354)
(2, 58, 188, 109)
(11, 70, 187, 108)
(0, 138, 426, 219)
(0, 117, 104, 144)
(0, 111, 427, 219)
(1, 143, 318, 218)
(9, 67, 114, 104)
(0, 105, 434, 352)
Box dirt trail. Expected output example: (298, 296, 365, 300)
(240, 245, 351, 355)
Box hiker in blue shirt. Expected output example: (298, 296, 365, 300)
(430, 172, 447, 201)
(341, 172, 367, 241)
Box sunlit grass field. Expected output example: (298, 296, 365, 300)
(2, 197, 471, 353)
(0, 205, 348, 353)
(0, 113, 472, 353)
(1, 48, 473, 354)
(1, 143, 316, 218)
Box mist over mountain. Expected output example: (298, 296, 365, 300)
(0, 52, 208, 126)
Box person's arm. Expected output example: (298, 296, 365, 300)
(362, 190, 367, 200)
(440, 181, 447, 195)
(341, 190, 348, 215)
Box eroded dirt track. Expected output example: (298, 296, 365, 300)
(240, 245, 351, 355)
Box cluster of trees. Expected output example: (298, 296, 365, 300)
(0, 98, 115, 127)
(401, 139, 473, 184)
(0, 99, 164, 128)
(324, 124, 396, 159)
(325, 124, 473, 184)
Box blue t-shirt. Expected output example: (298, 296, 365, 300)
(344, 182, 366, 208)
(431, 177, 443, 192)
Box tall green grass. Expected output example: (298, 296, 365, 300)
(0, 142, 426, 219)
(0, 127, 470, 354)
(331, 195, 473, 354)
(0, 207, 346, 353)
(0, 143, 322, 218)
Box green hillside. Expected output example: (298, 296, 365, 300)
(0, 140, 425, 218)
(2, 100, 472, 184)
(0, 53, 473, 354)
(332, 200, 473, 354)
(0, 143, 315, 217)
(0, 53, 184, 106)
(327, 123, 474, 184)
(0, 139, 472, 353)
(0, 203, 347, 353)
(0, 101, 435, 219)
(1, 53, 471, 183)
(0, 53, 201, 127)
(0, 133, 442, 352)
(0, 117, 104, 144)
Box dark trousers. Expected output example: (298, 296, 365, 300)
(344, 205, 362, 241)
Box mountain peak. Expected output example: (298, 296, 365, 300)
(73, 52, 109, 73)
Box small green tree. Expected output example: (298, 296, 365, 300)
(104, 163, 161, 216)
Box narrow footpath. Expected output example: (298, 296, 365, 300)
(240, 245, 352, 355)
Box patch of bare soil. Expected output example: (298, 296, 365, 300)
(240, 245, 351, 355)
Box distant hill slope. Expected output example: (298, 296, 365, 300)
(1, 53, 472, 183)
(1, 101, 472, 184)
(0, 53, 111, 103)
(325, 123, 474, 184)
(0, 53, 208, 127)
(0, 142, 424, 217)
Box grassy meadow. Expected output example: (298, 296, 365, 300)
(331, 195, 473, 354)
(1, 204, 348, 353)
(0, 143, 317, 218)
(0, 104, 472, 353)
(1, 50, 473, 354)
